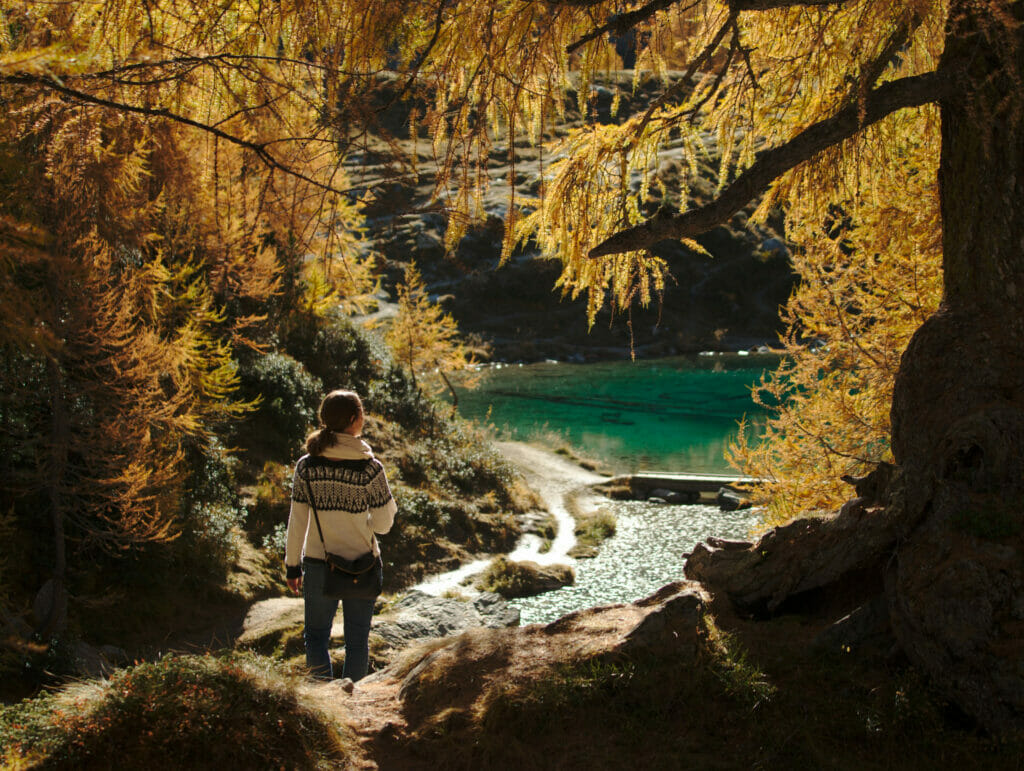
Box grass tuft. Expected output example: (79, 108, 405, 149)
(0, 653, 355, 770)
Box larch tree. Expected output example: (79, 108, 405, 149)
(0, 2, 375, 640)
(384, 262, 485, 410)
(2, 0, 1022, 733)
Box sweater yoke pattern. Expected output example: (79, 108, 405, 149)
(292, 456, 393, 513)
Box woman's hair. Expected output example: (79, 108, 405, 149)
(305, 389, 364, 456)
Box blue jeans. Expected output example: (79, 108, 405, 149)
(301, 559, 376, 681)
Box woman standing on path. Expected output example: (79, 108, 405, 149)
(285, 389, 397, 681)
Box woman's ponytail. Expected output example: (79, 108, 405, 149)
(304, 390, 363, 456)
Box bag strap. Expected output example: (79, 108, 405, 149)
(301, 466, 328, 550)
(301, 460, 381, 559)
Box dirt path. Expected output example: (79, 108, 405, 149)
(495, 441, 607, 562)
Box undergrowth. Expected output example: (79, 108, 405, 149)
(0, 653, 353, 770)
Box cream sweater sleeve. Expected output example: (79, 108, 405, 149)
(366, 461, 397, 534)
(284, 499, 310, 571)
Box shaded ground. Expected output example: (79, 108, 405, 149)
(294, 444, 1021, 770)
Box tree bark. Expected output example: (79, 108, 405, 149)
(691, 0, 1024, 736)
(38, 354, 69, 639)
(884, 0, 1024, 735)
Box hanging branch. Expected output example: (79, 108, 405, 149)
(588, 70, 949, 258)
(566, 0, 695, 53)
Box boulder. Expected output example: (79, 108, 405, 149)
(237, 591, 521, 657)
(716, 487, 751, 511)
(396, 582, 710, 725)
(72, 641, 118, 679)
(373, 591, 520, 651)
(236, 597, 305, 655)
(685, 497, 900, 614)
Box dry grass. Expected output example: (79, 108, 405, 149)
(371, 604, 1024, 770)
(0, 653, 358, 770)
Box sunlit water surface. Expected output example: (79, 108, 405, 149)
(432, 355, 772, 623)
(509, 501, 760, 625)
(452, 353, 776, 472)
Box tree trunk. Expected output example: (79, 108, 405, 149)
(690, 2, 1024, 735)
(37, 354, 69, 638)
(886, 0, 1024, 735)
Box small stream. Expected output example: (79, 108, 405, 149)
(414, 494, 760, 626)
(510, 500, 758, 625)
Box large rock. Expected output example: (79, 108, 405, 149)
(236, 597, 306, 655)
(684, 497, 900, 614)
(373, 591, 520, 651)
(395, 582, 709, 726)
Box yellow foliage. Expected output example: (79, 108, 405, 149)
(729, 115, 943, 523)
(0, 0, 957, 533)
(383, 262, 486, 395)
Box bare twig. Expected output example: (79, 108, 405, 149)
(4, 73, 357, 197)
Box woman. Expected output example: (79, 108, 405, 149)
(285, 389, 397, 681)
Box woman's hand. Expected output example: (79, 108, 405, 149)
(287, 576, 302, 595)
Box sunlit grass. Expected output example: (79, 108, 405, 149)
(0, 653, 356, 770)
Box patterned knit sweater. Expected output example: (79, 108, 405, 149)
(284, 435, 397, 579)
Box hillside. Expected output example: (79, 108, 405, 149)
(348, 72, 796, 361)
(4, 444, 1019, 769)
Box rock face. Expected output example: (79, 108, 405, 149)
(393, 582, 708, 728)
(684, 498, 899, 615)
(236, 597, 306, 655)
(373, 591, 520, 651)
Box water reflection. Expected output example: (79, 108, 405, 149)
(510, 500, 760, 625)
(452, 354, 774, 473)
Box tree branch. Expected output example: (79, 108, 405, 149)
(3, 73, 355, 197)
(729, 0, 844, 9)
(633, 10, 737, 137)
(588, 70, 947, 258)
(567, 0, 688, 53)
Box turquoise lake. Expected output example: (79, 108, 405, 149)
(452, 353, 776, 473)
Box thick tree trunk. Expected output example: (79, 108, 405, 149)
(885, 0, 1024, 735)
(691, 2, 1024, 736)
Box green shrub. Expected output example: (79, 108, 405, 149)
(248, 461, 293, 541)
(232, 351, 323, 462)
(368, 363, 444, 433)
(574, 508, 617, 546)
(174, 438, 249, 577)
(284, 316, 382, 395)
(475, 557, 574, 598)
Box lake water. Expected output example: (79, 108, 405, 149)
(425, 354, 774, 623)
(453, 353, 775, 473)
